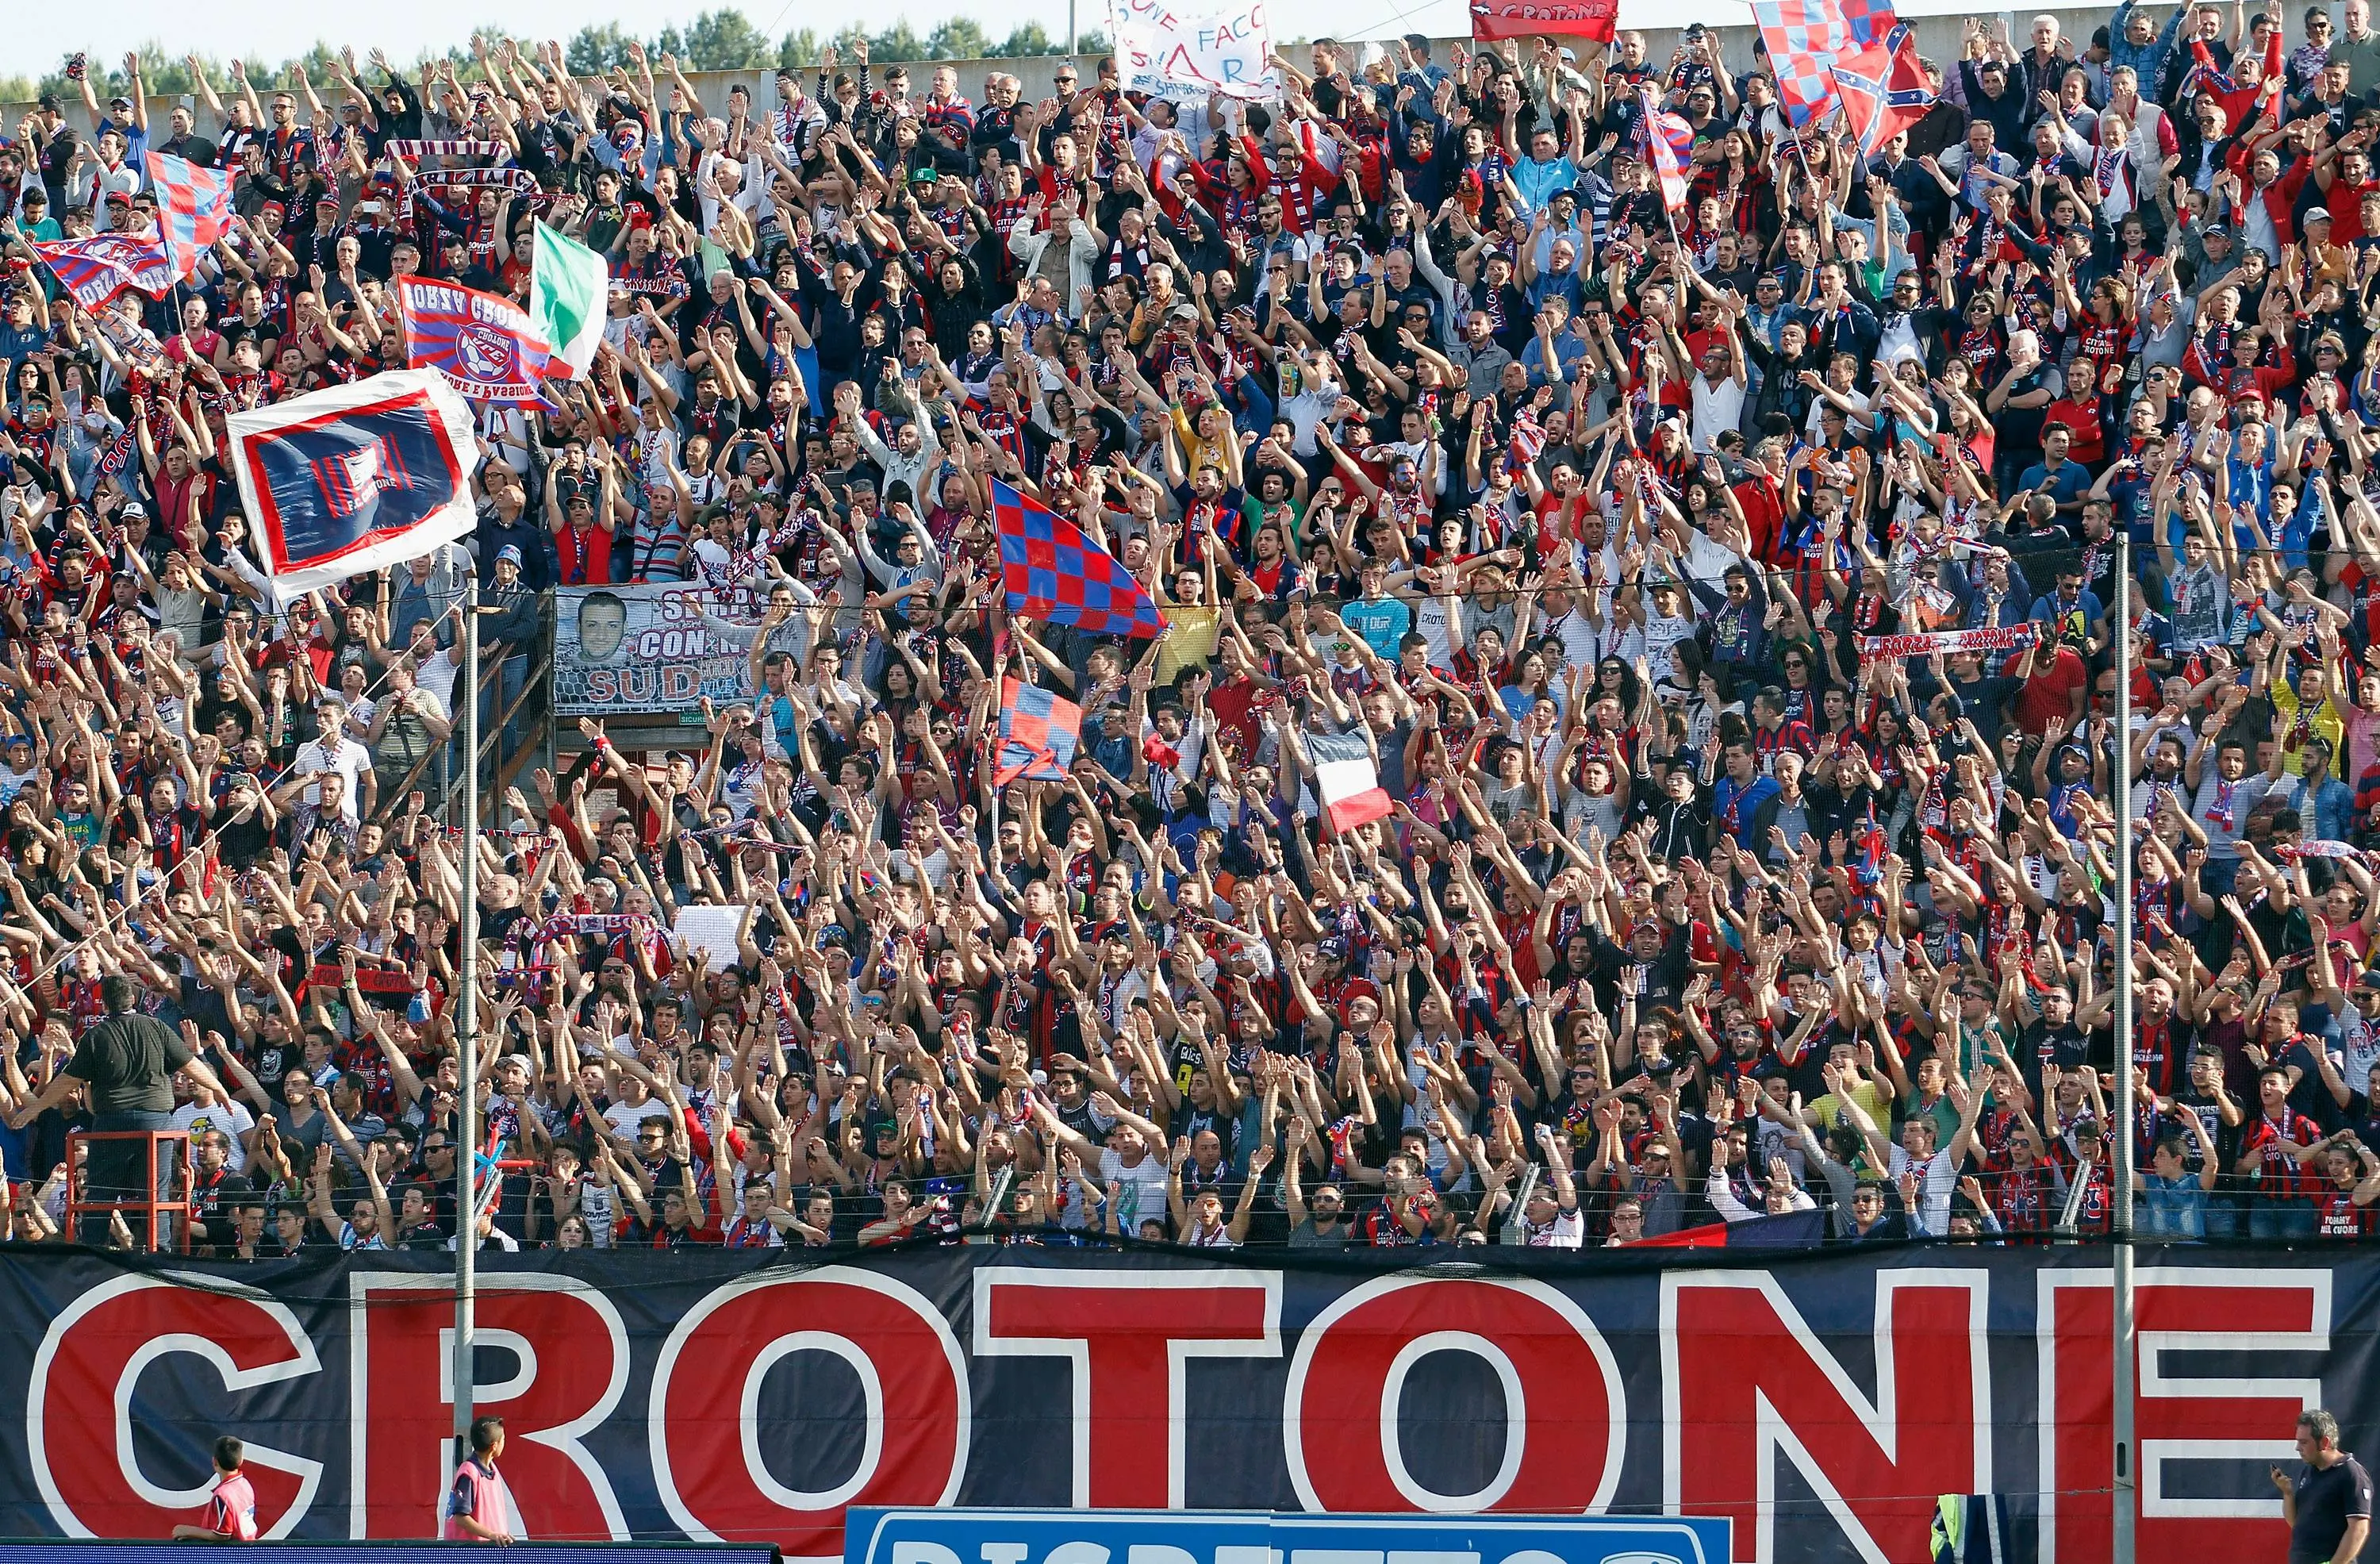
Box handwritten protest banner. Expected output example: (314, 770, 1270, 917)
(1109, 0, 1278, 99)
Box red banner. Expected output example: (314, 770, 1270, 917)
(1470, 0, 1618, 44)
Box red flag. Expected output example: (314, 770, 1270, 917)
(1829, 25, 1935, 158)
(1639, 87, 1696, 211)
(1471, 0, 1615, 44)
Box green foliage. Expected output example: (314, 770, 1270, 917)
(778, 29, 823, 70)
(566, 24, 639, 75)
(867, 22, 928, 63)
(990, 22, 1054, 57)
(651, 10, 777, 71)
(0, 17, 1110, 105)
(925, 19, 990, 60)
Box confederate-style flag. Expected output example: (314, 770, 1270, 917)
(1830, 24, 1934, 158)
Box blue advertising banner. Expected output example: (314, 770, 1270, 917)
(0, 1245, 2364, 1564)
(845, 1509, 1733, 1564)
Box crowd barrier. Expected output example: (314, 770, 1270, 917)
(2, 1242, 2363, 1562)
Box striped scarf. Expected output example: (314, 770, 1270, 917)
(384, 139, 512, 163)
(384, 140, 536, 219)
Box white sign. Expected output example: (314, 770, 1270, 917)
(673, 905, 750, 970)
(1110, 0, 1278, 100)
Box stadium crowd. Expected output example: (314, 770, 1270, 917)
(4, 6, 2380, 1255)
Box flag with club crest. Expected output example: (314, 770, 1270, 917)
(1829, 23, 1935, 158)
(1639, 86, 1697, 211)
(1752, 0, 1850, 128)
(994, 677, 1084, 786)
(992, 478, 1167, 639)
(143, 151, 237, 283)
(395, 276, 559, 405)
(225, 370, 480, 594)
(31, 234, 175, 310)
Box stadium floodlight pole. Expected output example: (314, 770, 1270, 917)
(1069, 4, 1079, 60)
(2112, 539, 2136, 1564)
(454, 580, 482, 1458)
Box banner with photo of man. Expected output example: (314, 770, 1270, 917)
(553, 582, 766, 716)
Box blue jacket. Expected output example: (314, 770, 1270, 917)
(2109, 1, 2186, 98)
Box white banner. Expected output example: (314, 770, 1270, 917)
(1110, 0, 1278, 100)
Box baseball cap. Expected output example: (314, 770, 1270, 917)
(120, 501, 146, 519)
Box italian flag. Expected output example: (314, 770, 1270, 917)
(1308, 728, 1392, 836)
(529, 221, 608, 379)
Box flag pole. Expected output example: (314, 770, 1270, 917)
(2111, 536, 2137, 1564)
(453, 579, 480, 1463)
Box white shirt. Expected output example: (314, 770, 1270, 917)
(1100, 1148, 1170, 1232)
(1887, 1144, 1960, 1233)
(1510, 1206, 1585, 1247)
(1690, 374, 1745, 453)
(175, 1099, 256, 1173)
(294, 736, 373, 820)
(602, 1098, 671, 1144)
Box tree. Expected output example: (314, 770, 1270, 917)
(778, 29, 823, 69)
(927, 19, 991, 61)
(991, 22, 1054, 57)
(567, 24, 638, 75)
(654, 9, 775, 71)
(867, 21, 927, 63)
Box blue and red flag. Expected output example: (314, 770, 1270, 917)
(1833, 0, 1897, 47)
(992, 478, 1166, 640)
(224, 370, 480, 594)
(994, 676, 1084, 786)
(395, 276, 559, 405)
(143, 151, 236, 283)
(1635, 1209, 1829, 1247)
(31, 234, 174, 310)
(1829, 24, 1935, 159)
(1639, 87, 1697, 213)
(1753, 0, 1851, 129)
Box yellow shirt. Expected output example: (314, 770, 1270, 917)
(2271, 681, 2343, 777)
(1171, 406, 1232, 482)
(1810, 1080, 1892, 1149)
(1153, 594, 1223, 685)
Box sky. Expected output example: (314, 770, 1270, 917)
(0, 0, 1471, 79)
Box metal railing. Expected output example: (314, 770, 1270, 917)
(63, 1129, 189, 1252)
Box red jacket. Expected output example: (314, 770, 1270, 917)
(2223, 142, 2313, 248)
